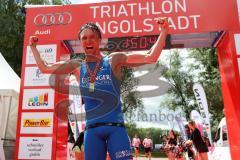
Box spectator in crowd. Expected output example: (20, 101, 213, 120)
(166, 130, 177, 160)
(160, 134, 169, 156)
(185, 121, 209, 160)
(184, 125, 195, 160)
(132, 134, 141, 159)
(161, 134, 168, 146)
(202, 136, 211, 147)
(143, 135, 153, 160)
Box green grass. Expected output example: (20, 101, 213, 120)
(135, 150, 167, 158)
(151, 151, 167, 157)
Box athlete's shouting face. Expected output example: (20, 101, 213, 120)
(80, 28, 101, 55)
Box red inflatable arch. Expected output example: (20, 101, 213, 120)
(14, 0, 240, 159)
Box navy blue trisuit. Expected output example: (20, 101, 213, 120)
(80, 56, 132, 160)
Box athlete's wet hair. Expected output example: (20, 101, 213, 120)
(78, 22, 102, 40)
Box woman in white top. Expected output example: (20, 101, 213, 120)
(143, 136, 153, 160)
(132, 134, 141, 159)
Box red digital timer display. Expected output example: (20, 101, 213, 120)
(105, 35, 171, 52)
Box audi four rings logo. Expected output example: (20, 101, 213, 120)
(34, 12, 72, 26)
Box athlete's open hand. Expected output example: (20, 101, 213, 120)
(29, 36, 38, 47)
(155, 18, 169, 33)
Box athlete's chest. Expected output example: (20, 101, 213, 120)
(80, 61, 113, 87)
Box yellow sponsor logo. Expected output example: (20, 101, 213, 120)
(23, 118, 51, 127)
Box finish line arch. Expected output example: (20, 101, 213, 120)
(14, 0, 240, 159)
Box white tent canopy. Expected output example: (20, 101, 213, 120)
(0, 53, 20, 92)
(0, 52, 20, 160)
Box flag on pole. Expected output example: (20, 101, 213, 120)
(193, 83, 212, 143)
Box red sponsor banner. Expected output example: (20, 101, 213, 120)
(25, 0, 239, 41)
(14, 40, 60, 159)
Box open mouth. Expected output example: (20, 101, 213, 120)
(86, 46, 94, 50)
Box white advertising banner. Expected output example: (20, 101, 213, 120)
(175, 115, 187, 141)
(208, 147, 231, 160)
(26, 45, 57, 64)
(190, 110, 204, 135)
(193, 83, 212, 142)
(69, 74, 85, 139)
(22, 89, 55, 110)
(238, 59, 240, 75)
(234, 34, 240, 75)
(0, 140, 5, 160)
(190, 110, 203, 124)
(20, 112, 53, 134)
(69, 75, 82, 115)
(234, 34, 240, 54)
(18, 137, 52, 159)
(24, 67, 54, 86)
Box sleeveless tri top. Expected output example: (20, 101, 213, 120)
(80, 56, 124, 126)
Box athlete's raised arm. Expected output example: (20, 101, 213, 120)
(29, 36, 82, 74)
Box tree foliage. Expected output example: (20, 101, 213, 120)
(0, 0, 25, 75)
(188, 48, 224, 133)
(159, 50, 196, 119)
(126, 123, 169, 145)
(121, 67, 143, 113)
(159, 48, 224, 135)
(0, 0, 70, 76)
